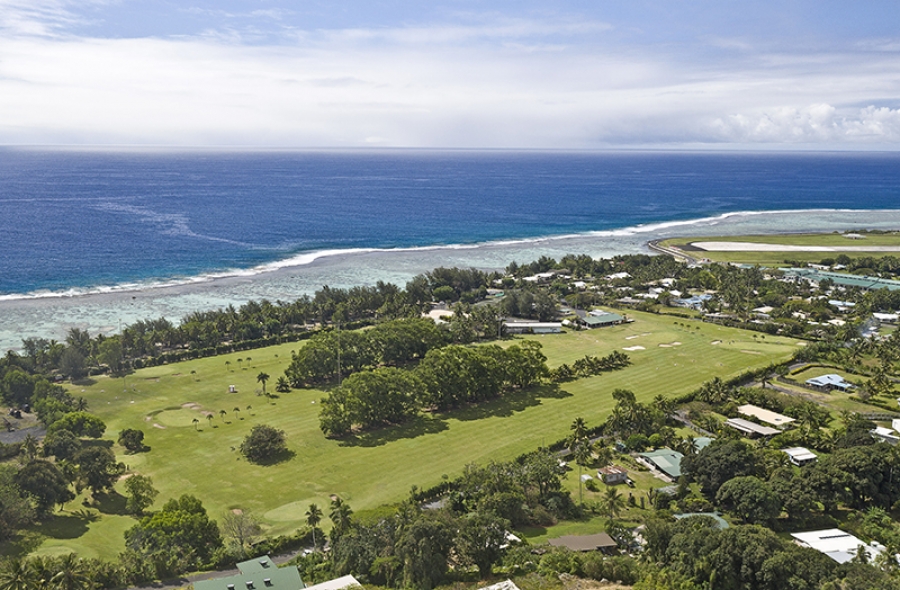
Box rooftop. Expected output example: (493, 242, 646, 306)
(738, 404, 795, 427)
(548, 533, 618, 552)
(639, 448, 685, 478)
(791, 529, 885, 564)
(724, 418, 780, 437)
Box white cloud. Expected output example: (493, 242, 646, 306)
(1, 6, 900, 148)
(712, 104, 900, 143)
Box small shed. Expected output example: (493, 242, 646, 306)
(782, 447, 818, 466)
(598, 465, 628, 485)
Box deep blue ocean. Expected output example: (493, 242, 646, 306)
(2, 149, 900, 298)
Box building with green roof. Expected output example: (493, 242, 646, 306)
(194, 555, 302, 590)
(638, 448, 684, 479)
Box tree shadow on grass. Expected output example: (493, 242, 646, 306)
(338, 415, 450, 448)
(32, 513, 93, 540)
(94, 491, 129, 516)
(71, 377, 97, 386)
(443, 384, 572, 422)
(247, 449, 296, 466)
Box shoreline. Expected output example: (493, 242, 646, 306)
(3, 208, 900, 353)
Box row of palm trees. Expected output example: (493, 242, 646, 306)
(0, 553, 97, 590)
(304, 497, 353, 550)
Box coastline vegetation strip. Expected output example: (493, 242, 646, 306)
(5, 310, 803, 561)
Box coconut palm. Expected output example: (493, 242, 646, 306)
(257, 372, 270, 397)
(329, 496, 353, 540)
(601, 486, 626, 525)
(49, 554, 92, 590)
(0, 557, 43, 590)
(192, 418, 200, 431)
(219, 409, 227, 421)
(306, 503, 323, 551)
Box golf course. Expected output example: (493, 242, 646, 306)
(10, 310, 802, 560)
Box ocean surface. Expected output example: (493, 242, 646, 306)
(2, 148, 900, 352)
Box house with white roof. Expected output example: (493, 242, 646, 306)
(791, 529, 885, 564)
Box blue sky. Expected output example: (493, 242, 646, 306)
(2, 1, 900, 147)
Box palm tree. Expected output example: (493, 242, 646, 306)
(49, 554, 92, 590)
(206, 414, 213, 427)
(601, 486, 626, 525)
(257, 372, 270, 397)
(192, 418, 200, 431)
(219, 409, 227, 421)
(573, 440, 593, 505)
(0, 557, 43, 590)
(225, 360, 231, 371)
(306, 503, 323, 551)
(329, 496, 353, 540)
(233, 407, 241, 420)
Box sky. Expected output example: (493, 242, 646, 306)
(2, 0, 900, 148)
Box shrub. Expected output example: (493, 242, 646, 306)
(240, 425, 287, 463)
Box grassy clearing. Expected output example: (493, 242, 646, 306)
(9, 312, 799, 560)
(660, 232, 900, 265)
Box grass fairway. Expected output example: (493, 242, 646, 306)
(660, 232, 900, 265)
(12, 312, 800, 560)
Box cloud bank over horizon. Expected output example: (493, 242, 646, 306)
(2, 0, 900, 149)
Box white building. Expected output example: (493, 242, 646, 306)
(791, 529, 885, 564)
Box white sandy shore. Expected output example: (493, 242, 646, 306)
(692, 241, 900, 252)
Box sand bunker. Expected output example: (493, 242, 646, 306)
(152, 423, 165, 429)
(623, 345, 646, 351)
(625, 335, 640, 340)
(711, 340, 722, 345)
(658, 342, 683, 348)
(691, 241, 900, 252)
(181, 402, 202, 410)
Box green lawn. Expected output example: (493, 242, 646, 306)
(660, 232, 900, 265)
(9, 312, 801, 560)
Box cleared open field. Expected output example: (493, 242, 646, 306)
(8, 311, 801, 560)
(660, 232, 900, 265)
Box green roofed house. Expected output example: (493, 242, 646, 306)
(637, 448, 684, 480)
(194, 555, 302, 590)
(576, 309, 625, 329)
(674, 512, 730, 530)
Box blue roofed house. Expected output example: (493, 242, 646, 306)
(805, 374, 854, 392)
